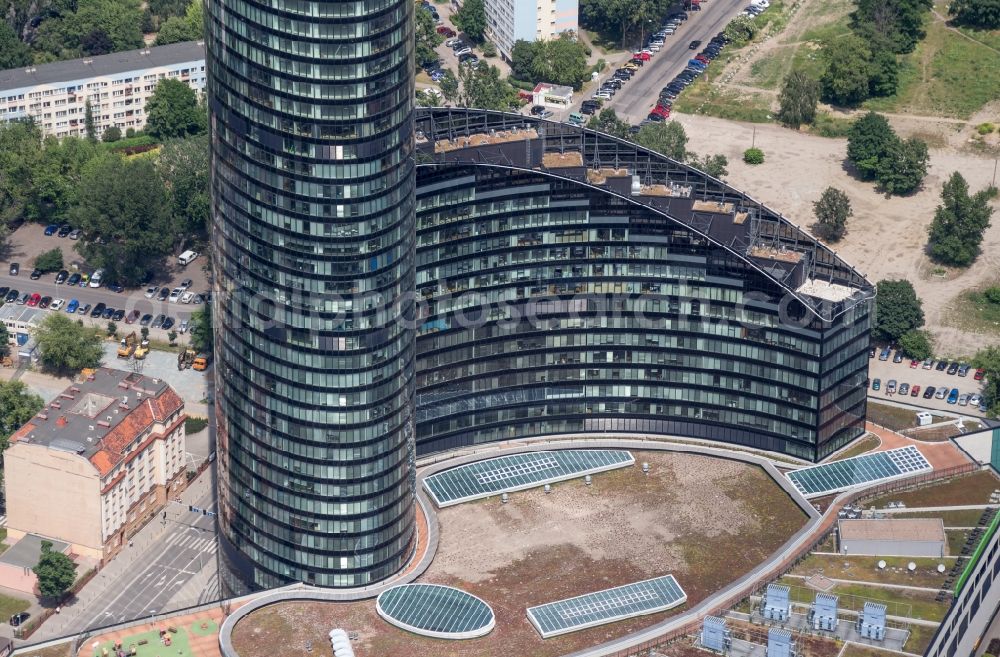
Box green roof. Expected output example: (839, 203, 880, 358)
(527, 575, 687, 638)
(423, 449, 634, 507)
(787, 446, 931, 498)
(376, 584, 495, 639)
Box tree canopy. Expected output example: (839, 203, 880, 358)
(33, 313, 105, 374)
(973, 346, 1000, 417)
(72, 155, 174, 284)
(851, 0, 932, 54)
(847, 112, 895, 179)
(0, 324, 7, 359)
(874, 136, 928, 195)
(927, 172, 995, 267)
(812, 187, 853, 242)
(415, 7, 444, 67)
(453, 0, 487, 42)
(156, 135, 211, 248)
(154, 0, 203, 45)
(458, 63, 518, 111)
(821, 36, 873, 106)
(189, 303, 213, 353)
(581, 0, 666, 49)
(777, 70, 820, 128)
(34, 540, 77, 600)
(587, 108, 632, 140)
(510, 35, 590, 88)
(874, 279, 925, 343)
(0, 381, 43, 447)
(897, 329, 933, 360)
(634, 121, 688, 161)
(145, 79, 207, 140)
(34, 248, 64, 273)
(724, 14, 759, 44)
(0, 22, 31, 69)
(948, 0, 1000, 28)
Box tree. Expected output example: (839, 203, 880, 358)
(33, 313, 104, 374)
(0, 381, 42, 443)
(581, 0, 662, 49)
(0, 121, 44, 226)
(0, 23, 31, 69)
(873, 279, 924, 343)
(813, 187, 853, 242)
(973, 346, 1000, 416)
(144, 79, 207, 140)
(949, 0, 1000, 28)
(102, 126, 122, 142)
(544, 33, 590, 89)
(72, 155, 174, 285)
(33, 540, 77, 600)
(867, 43, 900, 97)
(106, 321, 117, 337)
(415, 90, 441, 107)
(874, 136, 928, 194)
(847, 112, 896, 180)
(724, 14, 758, 44)
(167, 330, 178, 344)
(25, 136, 100, 226)
(415, 8, 443, 67)
(190, 303, 213, 352)
(897, 329, 933, 360)
(34, 248, 64, 273)
(154, 0, 203, 45)
(72, 0, 144, 55)
(510, 40, 541, 81)
(634, 121, 688, 161)
(851, 0, 932, 54)
(157, 135, 211, 246)
(0, 324, 7, 359)
(458, 64, 518, 111)
(777, 71, 820, 128)
(140, 327, 150, 341)
(927, 172, 995, 267)
(587, 108, 632, 140)
(84, 100, 96, 142)
(453, 0, 487, 42)
(821, 36, 873, 106)
(743, 147, 765, 164)
(688, 153, 729, 179)
(439, 69, 459, 103)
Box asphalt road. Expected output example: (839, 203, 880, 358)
(601, 0, 750, 123)
(80, 488, 217, 631)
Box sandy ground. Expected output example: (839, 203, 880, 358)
(677, 111, 1000, 356)
(230, 451, 807, 657)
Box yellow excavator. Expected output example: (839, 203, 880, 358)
(117, 331, 137, 358)
(133, 339, 150, 360)
(178, 348, 196, 370)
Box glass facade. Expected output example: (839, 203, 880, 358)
(411, 109, 874, 463)
(205, 0, 417, 591)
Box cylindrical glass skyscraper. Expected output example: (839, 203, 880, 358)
(204, 0, 417, 590)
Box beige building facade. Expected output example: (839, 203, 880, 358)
(5, 368, 188, 562)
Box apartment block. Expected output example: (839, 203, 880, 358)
(0, 41, 206, 138)
(4, 368, 187, 562)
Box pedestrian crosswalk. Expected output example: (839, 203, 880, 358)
(164, 532, 217, 554)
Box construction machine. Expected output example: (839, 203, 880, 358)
(192, 353, 210, 371)
(178, 348, 197, 370)
(134, 339, 150, 360)
(117, 331, 137, 358)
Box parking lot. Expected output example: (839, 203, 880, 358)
(867, 351, 988, 416)
(0, 223, 210, 342)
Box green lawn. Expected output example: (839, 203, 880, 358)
(947, 529, 971, 555)
(790, 554, 949, 588)
(905, 509, 992, 526)
(92, 629, 192, 657)
(945, 287, 1000, 338)
(827, 582, 950, 620)
(829, 434, 880, 461)
(863, 15, 1000, 118)
(0, 594, 29, 621)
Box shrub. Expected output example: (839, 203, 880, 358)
(984, 286, 1000, 305)
(743, 147, 765, 164)
(481, 41, 497, 57)
(185, 416, 209, 434)
(977, 123, 996, 135)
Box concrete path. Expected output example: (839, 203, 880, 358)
(885, 504, 995, 513)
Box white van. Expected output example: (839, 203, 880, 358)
(178, 250, 199, 266)
(89, 269, 104, 288)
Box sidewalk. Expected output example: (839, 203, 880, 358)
(31, 468, 217, 642)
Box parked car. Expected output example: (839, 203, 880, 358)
(455, 47, 472, 56)
(152, 314, 166, 328)
(101, 306, 115, 319)
(974, 368, 985, 380)
(179, 319, 190, 334)
(111, 309, 125, 321)
(26, 293, 40, 307)
(66, 299, 79, 313)
(9, 263, 19, 276)
(140, 314, 153, 327)
(16, 293, 28, 305)
(2, 289, 17, 303)
(970, 393, 983, 406)
(922, 358, 933, 369)
(56, 224, 72, 238)
(910, 385, 920, 397)
(935, 387, 947, 400)
(90, 302, 106, 318)
(909, 359, 920, 368)
(958, 394, 969, 406)
(957, 363, 970, 376)
(878, 346, 891, 361)
(43, 224, 59, 236)
(125, 309, 141, 324)
(54, 269, 68, 284)
(688, 40, 702, 49)
(0, 286, 8, 300)
(78, 303, 91, 316)
(67, 273, 81, 286)
(38, 296, 52, 309)
(892, 351, 904, 363)
(68, 228, 81, 240)
(947, 362, 959, 375)
(898, 383, 910, 395)
(145, 286, 159, 298)
(886, 379, 897, 393)
(871, 378, 881, 391)
(923, 386, 935, 399)
(158, 287, 170, 301)
(49, 298, 64, 311)
(947, 388, 960, 404)
(935, 360, 948, 371)
(161, 317, 175, 330)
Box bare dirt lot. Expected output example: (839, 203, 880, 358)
(231, 451, 807, 657)
(677, 111, 1000, 357)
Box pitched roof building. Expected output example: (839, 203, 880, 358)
(4, 368, 188, 562)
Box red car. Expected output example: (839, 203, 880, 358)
(695, 54, 710, 63)
(26, 293, 40, 307)
(125, 309, 141, 324)
(651, 107, 670, 118)
(436, 26, 456, 37)
(975, 368, 986, 380)
(633, 51, 651, 61)
(910, 359, 920, 368)
(910, 385, 920, 397)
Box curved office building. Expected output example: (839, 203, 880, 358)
(412, 108, 873, 463)
(204, 0, 417, 591)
